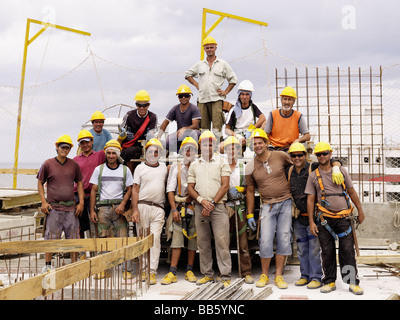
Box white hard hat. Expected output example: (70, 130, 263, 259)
(238, 80, 254, 92)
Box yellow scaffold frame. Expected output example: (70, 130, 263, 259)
(12, 18, 91, 189)
(200, 8, 268, 60)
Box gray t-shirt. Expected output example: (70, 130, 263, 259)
(165, 103, 201, 130)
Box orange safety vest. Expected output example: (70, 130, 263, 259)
(269, 109, 301, 148)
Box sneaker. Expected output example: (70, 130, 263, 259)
(123, 271, 133, 280)
(256, 274, 269, 288)
(275, 275, 288, 289)
(295, 278, 309, 286)
(320, 282, 336, 293)
(94, 270, 111, 280)
(244, 274, 254, 284)
(161, 272, 177, 285)
(222, 280, 231, 288)
(41, 264, 55, 274)
(149, 273, 157, 285)
(196, 276, 214, 285)
(185, 270, 197, 283)
(349, 284, 364, 295)
(307, 280, 322, 289)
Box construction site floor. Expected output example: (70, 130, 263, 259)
(136, 253, 399, 301)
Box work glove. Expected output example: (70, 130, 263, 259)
(247, 214, 257, 231)
(228, 187, 244, 201)
(126, 130, 134, 141)
(118, 125, 127, 140)
(332, 166, 344, 185)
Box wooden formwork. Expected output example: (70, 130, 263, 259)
(0, 233, 153, 300)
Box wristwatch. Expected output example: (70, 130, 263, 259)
(211, 200, 216, 205)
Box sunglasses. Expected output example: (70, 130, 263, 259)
(316, 151, 330, 157)
(178, 94, 191, 99)
(136, 103, 150, 108)
(291, 153, 304, 159)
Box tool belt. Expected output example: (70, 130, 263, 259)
(138, 200, 164, 209)
(49, 200, 75, 207)
(178, 202, 196, 240)
(96, 199, 123, 207)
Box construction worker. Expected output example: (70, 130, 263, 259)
(263, 86, 311, 151)
(37, 135, 84, 272)
(220, 80, 266, 153)
(73, 130, 105, 241)
(287, 142, 345, 289)
(245, 128, 293, 289)
(224, 136, 256, 284)
(185, 36, 238, 142)
(187, 130, 232, 287)
(89, 111, 113, 152)
(162, 137, 199, 285)
(118, 90, 158, 173)
(305, 142, 365, 295)
(157, 84, 201, 158)
(131, 138, 168, 285)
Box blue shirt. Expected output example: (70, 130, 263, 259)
(89, 128, 113, 152)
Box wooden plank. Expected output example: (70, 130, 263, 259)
(0, 237, 139, 254)
(0, 235, 153, 300)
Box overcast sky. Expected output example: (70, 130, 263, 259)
(1, 0, 399, 85)
(0, 0, 399, 170)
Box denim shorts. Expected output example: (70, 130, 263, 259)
(258, 198, 293, 258)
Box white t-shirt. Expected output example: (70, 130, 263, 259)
(133, 162, 168, 205)
(89, 163, 133, 200)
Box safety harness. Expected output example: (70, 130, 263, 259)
(177, 162, 196, 240)
(227, 161, 248, 237)
(95, 163, 129, 234)
(95, 163, 127, 206)
(314, 168, 353, 240)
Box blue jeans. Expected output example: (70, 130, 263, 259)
(258, 199, 292, 258)
(293, 218, 322, 282)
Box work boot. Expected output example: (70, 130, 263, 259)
(349, 284, 364, 295)
(256, 274, 269, 288)
(161, 272, 177, 285)
(320, 282, 336, 293)
(244, 274, 254, 284)
(307, 280, 322, 289)
(185, 270, 197, 283)
(295, 278, 309, 286)
(275, 275, 288, 289)
(196, 276, 214, 285)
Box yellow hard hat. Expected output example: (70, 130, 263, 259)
(280, 86, 297, 99)
(198, 130, 217, 144)
(134, 90, 151, 101)
(314, 142, 333, 154)
(223, 136, 241, 149)
(104, 139, 122, 151)
(202, 36, 217, 46)
(176, 84, 192, 95)
(55, 134, 74, 148)
(180, 136, 198, 150)
(77, 129, 93, 142)
(90, 111, 106, 122)
(145, 138, 163, 150)
(250, 128, 268, 141)
(288, 142, 307, 154)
